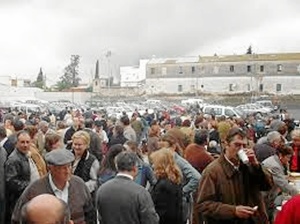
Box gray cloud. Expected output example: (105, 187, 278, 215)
(0, 0, 299, 82)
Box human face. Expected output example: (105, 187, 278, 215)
(51, 140, 61, 150)
(293, 137, 300, 147)
(16, 133, 31, 154)
(280, 154, 292, 166)
(50, 163, 72, 184)
(72, 137, 87, 158)
(225, 134, 247, 160)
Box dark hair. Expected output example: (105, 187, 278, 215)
(100, 144, 125, 173)
(14, 119, 25, 132)
(0, 125, 7, 139)
(120, 116, 130, 126)
(24, 125, 38, 140)
(182, 119, 191, 127)
(277, 145, 293, 156)
(115, 151, 138, 172)
(124, 140, 143, 160)
(84, 118, 94, 129)
(114, 125, 124, 136)
(225, 127, 246, 143)
(194, 130, 208, 145)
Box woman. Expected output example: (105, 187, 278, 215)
(124, 140, 156, 187)
(108, 125, 127, 148)
(262, 145, 298, 221)
(98, 144, 125, 185)
(24, 125, 47, 177)
(71, 130, 100, 194)
(44, 131, 62, 152)
(150, 148, 183, 224)
(147, 120, 161, 156)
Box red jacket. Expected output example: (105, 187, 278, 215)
(275, 195, 300, 224)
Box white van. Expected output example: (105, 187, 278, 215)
(181, 98, 204, 108)
(12, 103, 42, 114)
(202, 105, 244, 118)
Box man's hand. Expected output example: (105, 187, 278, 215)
(235, 205, 255, 219)
(244, 148, 259, 167)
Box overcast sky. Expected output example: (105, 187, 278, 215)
(1, 0, 300, 85)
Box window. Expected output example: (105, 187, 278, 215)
(95, 81, 98, 86)
(247, 84, 251, 91)
(260, 65, 264, 72)
(230, 65, 234, 72)
(276, 84, 282, 92)
(229, 84, 234, 91)
(247, 65, 251, 72)
(259, 84, 264, 92)
(178, 85, 183, 92)
(150, 68, 155, 75)
(277, 64, 282, 72)
(179, 66, 183, 74)
(162, 67, 167, 75)
(191, 66, 195, 73)
(225, 109, 235, 117)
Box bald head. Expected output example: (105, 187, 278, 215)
(21, 194, 71, 224)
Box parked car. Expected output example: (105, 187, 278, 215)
(202, 105, 244, 118)
(236, 103, 272, 116)
(255, 100, 278, 111)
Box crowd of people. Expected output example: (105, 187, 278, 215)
(0, 105, 300, 224)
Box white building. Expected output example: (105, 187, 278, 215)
(145, 53, 300, 95)
(120, 59, 149, 87)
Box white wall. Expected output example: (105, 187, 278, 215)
(145, 76, 300, 95)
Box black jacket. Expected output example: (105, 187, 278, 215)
(5, 149, 30, 222)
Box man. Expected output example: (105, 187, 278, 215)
(20, 194, 73, 224)
(0, 125, 14, 156)
(0, 132, 7, 224)
(255, 131, 283, 162)
(120, 115, 137, 142)
(64, 117, 83, 150)
(184, 129, 214, 174)
(36, 120, 50, 155)
(289, 129, 300, 172)
(5, 130, 36, 223)
(83, 118, 102, 162)
(96, 151, 159, 224)
(197, 127, 272, 224)
(131, 113, 144, 145)
(11, 149, 97, 224)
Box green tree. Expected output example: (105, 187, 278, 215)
(56, 55, 81, 91)
(31, 67, 44, 89)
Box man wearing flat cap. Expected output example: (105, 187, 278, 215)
(11, 149, 97, 224)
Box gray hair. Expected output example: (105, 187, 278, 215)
(267, 131, 282, 143)
(115, 151, 138, 172)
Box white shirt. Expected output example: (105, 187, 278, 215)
(48, 173, 69, 203)
(116, 173, 134, 180)
(0, 137, 7, 147)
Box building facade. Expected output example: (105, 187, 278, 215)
(145, 53, 300, 95)
(120, 59, 148, 87)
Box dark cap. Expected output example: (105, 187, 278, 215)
(45, 149, 75, 166)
